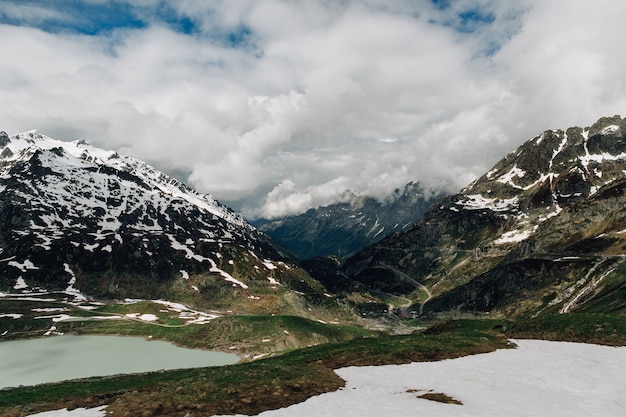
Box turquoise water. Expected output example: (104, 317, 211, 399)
(0, 335, 239, 388)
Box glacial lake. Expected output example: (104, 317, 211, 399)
(0, 335, 239, 389)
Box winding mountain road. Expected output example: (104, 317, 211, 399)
(379, 264, 432, 315)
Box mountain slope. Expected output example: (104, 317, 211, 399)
(342, 115, 626, 317)
(253, 182, 442, 260)
(0, 131, 334, 317)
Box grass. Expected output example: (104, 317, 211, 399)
(3, 295, 625, 416)
(508, 313, 626, 346)
(1, 297, 375, 353)
(53, 314, 378, 355)
(0, 319, 510, 417)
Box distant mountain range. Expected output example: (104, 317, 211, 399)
(338, 115, 626, 317)
(253, 183, 443, 260)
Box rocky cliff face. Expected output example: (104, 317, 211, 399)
(0, 131, 330, 316)
(342, 115, 626, 317)
(253, 182, 442, 260)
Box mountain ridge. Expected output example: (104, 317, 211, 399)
(253, 182, 443, 260)
(2, 115, 624, 321)
(0, 130, 340, 320)
(339, 115, 626, 317)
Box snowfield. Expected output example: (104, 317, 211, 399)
(214, 339, 626, 417)
(29, 340, 626, 417)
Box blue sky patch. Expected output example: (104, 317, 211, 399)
(0, 0, 261, 51)
(430, 0, 451, 10)
(457, 9, 496, 33)
(428, 0, 496, 34)
(0, 0, 145, 35)
(0, 0, 205, 36)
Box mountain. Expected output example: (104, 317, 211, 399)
(3, 114, 625, 325)
(0, 131, 333, 316)
(341, 115, 626, 317)
(253, 182, 443, 260)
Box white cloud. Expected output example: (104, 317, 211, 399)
(491, 0, 626, 134)
(1, 0, 625, 219)
(261, 177, 353, 218)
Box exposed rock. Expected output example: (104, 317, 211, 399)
(0, 131, 9, 147)
(342, 115, 626, 317)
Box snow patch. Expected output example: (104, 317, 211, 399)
(29, 405, 108, 417)
(456, 195, 518, 212)
(151, 299, 220, 323)
(268, 277, 280, 285)
(8, 259, 39, 272)
(538, 204, 563, 222)
(493, 228, 535, 245)
(167, 234, 212, 263)
(151, 299, 188, 312)
(550, 133, 569, 172)
(83, 243, 99, 252)
(43, 325, 63, 336)
(212, 340, 626, 417)
(601, 124, 620, 135)
(126, 313, 158, 322)
(263, 260, 277, 270)
(32, 307, 68, 313)
(0, 313, 22, 319)
(14, 276, 28, 290)
(485, 167, 498, 179)
(63, 263, 87, 301)
(203, 256, 248, 289)
(212, 266, 248, 289)
(496, 165, 526, 186)
(579, 151, 626, 166)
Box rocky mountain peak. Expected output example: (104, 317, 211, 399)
(0, 131, 295, 303)
(341, 115, 626, 317)
(455, 115, 626, 242)
(588, 114, 624, 137)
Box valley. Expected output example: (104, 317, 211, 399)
(1, 115, 626, 416)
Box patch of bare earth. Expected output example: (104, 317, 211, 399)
(409, 389, 463, 405)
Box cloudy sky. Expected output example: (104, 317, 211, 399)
(1, 0, 625, 219)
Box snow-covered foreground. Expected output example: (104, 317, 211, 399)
(215, 339, 626, 417)
(29, 340, 626, 417)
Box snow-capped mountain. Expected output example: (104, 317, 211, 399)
(0, 131, 298, 303)
(253, 182, 442, 260)
(341, 115, 626, 317)
(455, 114, 626, 249)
